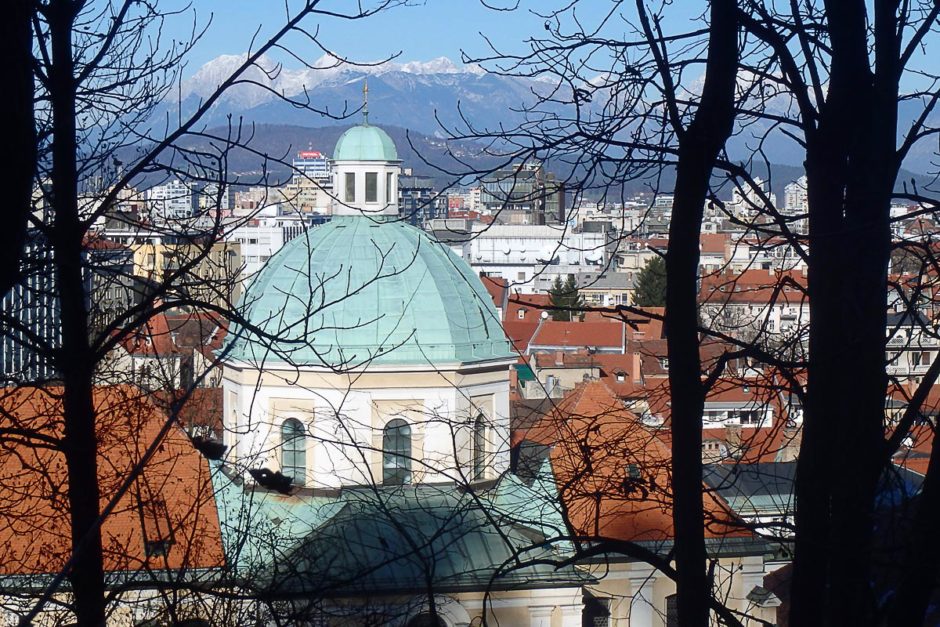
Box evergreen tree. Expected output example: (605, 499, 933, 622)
(634, 256, 667, 307)
(548, 275, 583, 321)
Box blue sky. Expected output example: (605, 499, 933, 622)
(167, 1, 705, 71)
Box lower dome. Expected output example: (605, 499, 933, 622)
(225, 216, 514, 368)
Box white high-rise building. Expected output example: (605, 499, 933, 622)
(784, 175, 808, 214)
(146, 179, 193, 220)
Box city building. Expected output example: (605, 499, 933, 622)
(399, 172, 447, 225)
(461, 223, 611, 292)
(480, 162, 565, 225)
(1, 232, 138, 384)
(146, 179, 194, 221)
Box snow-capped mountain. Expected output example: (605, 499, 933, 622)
(177, 54, 536, 134)
(174, 54, 940, 174)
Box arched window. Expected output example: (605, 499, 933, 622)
(281, 418, 306, 486)
(472, 413, 487, 481)
(383, 418, 412, 485)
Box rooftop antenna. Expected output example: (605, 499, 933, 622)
(362, 78, 369, 125)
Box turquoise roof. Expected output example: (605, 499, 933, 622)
(225, 216, 514, 368)
(333, 124, 399, 161)
(209, 462, 588, 595)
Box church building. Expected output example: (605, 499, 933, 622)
(216, 120, 589, 626)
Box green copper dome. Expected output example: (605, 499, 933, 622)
(333, 124, 399, 161)
(225, 217, 514, 368)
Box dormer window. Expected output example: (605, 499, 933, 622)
(344, 172, 356, 203)
(365, 172, 378, 203)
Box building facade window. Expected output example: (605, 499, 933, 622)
(383, 418, 412, 485)
(281, 418, 306, 485)
(665, 593, 679, 627)
(472, 413, 486, 481)
(365, 172, 378, 203)
(386, 172, 393, 203)
(344, 172, 356, 203)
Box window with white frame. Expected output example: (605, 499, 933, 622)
(281, 418, 306, 485)
(383, 419, 412, 485)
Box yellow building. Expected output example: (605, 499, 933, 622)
(131, 240, 242, 308)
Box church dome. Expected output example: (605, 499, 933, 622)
(225, 216, 514, 368)
(333, 124, 399, 161)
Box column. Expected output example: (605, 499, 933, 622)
(629, 566, 656, 627)
(529, 605, 553, 627)
(559, 603, 582, 627)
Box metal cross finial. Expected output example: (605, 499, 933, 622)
(363, 78, 369, 125)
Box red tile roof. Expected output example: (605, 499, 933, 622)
(699, 269, 808, 306)
(152, 387, 224, 435)
(530, 321, 624, 350)
(700, 233, 730, 255)
(480, 275, 508, 313)
(520, 381, 747, 542)
(505, 293, 552, 323)
(502, 321, 540, 353)
(0, 386, 223, 576)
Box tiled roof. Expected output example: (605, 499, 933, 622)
(0, 386, 223, 578)
(505, 293, 552, 322)
(700, 233, 730, 255)
(152, 387, 224, 434)
(530, 321, 623, 350)
(211, 469, 586, 595)
(480, 275, 508, 312)
(519, 381, 749, 543)
(502, 321, 540, 353)
(699, 269, 808, 306)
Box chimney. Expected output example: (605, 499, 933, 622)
(632, 351, 643, 385)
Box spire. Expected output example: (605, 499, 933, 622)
(362, 78, 369, 126)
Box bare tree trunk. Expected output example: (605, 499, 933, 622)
(794, 3, 895, 626)
(0, 0, 35, 297)
(48, 0, 107, 624)
(664, 1, 738, 624)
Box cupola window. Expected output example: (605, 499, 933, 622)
(386, 172, 394, 203)
(383, 419, 412, 485)
(281, 418, 306, 486)
(344, 172, 356, 203)
(365, 172, 378, 203)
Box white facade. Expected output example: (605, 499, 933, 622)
(224, 212, 306, 277)
(331, 158, 401, 217)
(221, 364, 512, 489)
(784, 176, 808, 214)
(146, 179, 193, 220)
(700, 297, 810, 345)
(464, 224, 610, 292)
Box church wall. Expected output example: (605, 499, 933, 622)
(221, 364, 511, 488)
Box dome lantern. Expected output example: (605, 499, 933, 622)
(331, 90, 402, 217)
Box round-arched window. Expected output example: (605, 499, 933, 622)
(281, 418, 306, 486)
(472, 413, 486, 481)
(383, 418, 412, 485)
